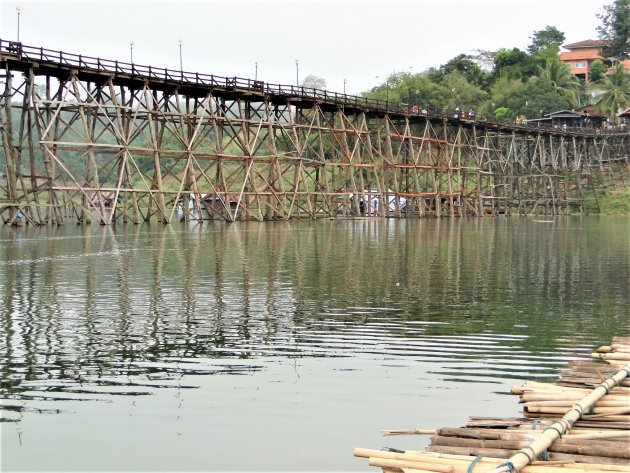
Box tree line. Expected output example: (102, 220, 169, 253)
(358, 0, 629, 122)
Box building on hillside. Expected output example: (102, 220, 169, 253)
(524, 110, 605, 129)
(574, 105, 607, 128)
(559, 39, 608, 81)
(559, 39, 630, 81)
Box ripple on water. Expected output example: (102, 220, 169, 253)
(1, 219, 627, 432)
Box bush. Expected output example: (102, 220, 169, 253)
(494, 107, 510, 119)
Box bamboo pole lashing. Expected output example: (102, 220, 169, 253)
(357, 344, 630, 473)
(486, 363, 630, 473)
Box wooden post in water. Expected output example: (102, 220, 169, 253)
(0, 41, 628, 224)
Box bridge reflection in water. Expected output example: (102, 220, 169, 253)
(1, 218, 627, 406)
(1, 40, 628, 225)
(2, 218, 628, 470)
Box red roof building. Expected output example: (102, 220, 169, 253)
(559, 39, 608, 81)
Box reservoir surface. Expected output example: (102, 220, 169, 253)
(1, 217, 628, 471)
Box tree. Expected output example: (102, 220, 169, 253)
(589, 59, 607, 82)
(424, 67, 444, 84)
(440, 72, 488, 110)
(493, 48, 538, 80)
(440, 54, 489, 86)
(594, 62, 630, 118)
(597, 0, 630, 60)
(527, 26, 566, 55)
(505, 77, 571, 118)
(301, 74, 326, 89)
(469, 49, 497, 71)
(537, 58, 581, 106)
(494, 107, 510, 119)
(487, 76, 525, 111)
(408, 75, 451, 110)
(363, 72, 451, 110)
(533, 46, 561, 63)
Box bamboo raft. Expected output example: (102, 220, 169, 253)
(355, 337, 630, 473)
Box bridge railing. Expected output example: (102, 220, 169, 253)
(1, 39, 627, 137)
(0, 39, 405, 111)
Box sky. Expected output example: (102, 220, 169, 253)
(0, 0, 611, 94)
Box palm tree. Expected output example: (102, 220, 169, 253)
(537, 58, 581, 106)
(594, 63, 630, 120)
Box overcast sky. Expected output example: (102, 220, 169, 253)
(0, 0, 611, 94)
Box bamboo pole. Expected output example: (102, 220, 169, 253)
(383, 429, 437, 436)
(429, 433, 630, 459)
(486, 363, 630, 473)
(433, 427, 630, 441)
(593, 353, 630, 362)
(426, 445, 630, 466)
(355, 448, 630, 473)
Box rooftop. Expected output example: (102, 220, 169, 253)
(563, 39, 609, 50)
(559, 51, 605, 61)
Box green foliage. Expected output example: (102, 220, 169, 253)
(536, 58, 581, 106)
(423, 67, 443, 83)
(363, 71, 452, 110)
(589, 59, 607, 82)
(469, 49, 497, 71)
(533, 46, 562, 63)
(402, 74, 451, 109)
(440, 54, 489, 86)
(356, 19, 620, 122)
(528, 26, 566, 55)
(505, 77, 571, 118)
(601, 189, 630, 214)
(594, 62, 630, 118)
(493, 48, 538, 80)
(597, 0, 630, 60)
(494, 107, 510, 119)
(581, 188, 630, 214)
(489, 76, 525, 108)
(440, 72, 488, 110)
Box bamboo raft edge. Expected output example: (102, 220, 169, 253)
(355, 339, 630, 473)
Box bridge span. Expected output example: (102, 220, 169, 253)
(1, 40, 628, 224)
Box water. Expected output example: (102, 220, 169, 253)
(1, 217, 629, 472)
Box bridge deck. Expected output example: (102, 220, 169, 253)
(1, 39, 626, 138)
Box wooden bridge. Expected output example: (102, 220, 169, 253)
(1, 39, 628, 225)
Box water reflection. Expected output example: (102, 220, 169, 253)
(1, 218, 628, 417)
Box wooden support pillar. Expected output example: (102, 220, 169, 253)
(1, 67, 19, 224)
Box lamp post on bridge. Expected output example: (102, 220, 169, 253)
(16, 5, 21, 43)
(295, 59, 299, 87)
(255, 61, 258, 81)
(178, 39, 183, 78)
(130, 41, 134, 63)
(343, 78, 346, 95)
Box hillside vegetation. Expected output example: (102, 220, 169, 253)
(360, 1, 629, 123)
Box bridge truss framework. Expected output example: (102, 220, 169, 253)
(1, 42, 629, 225)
